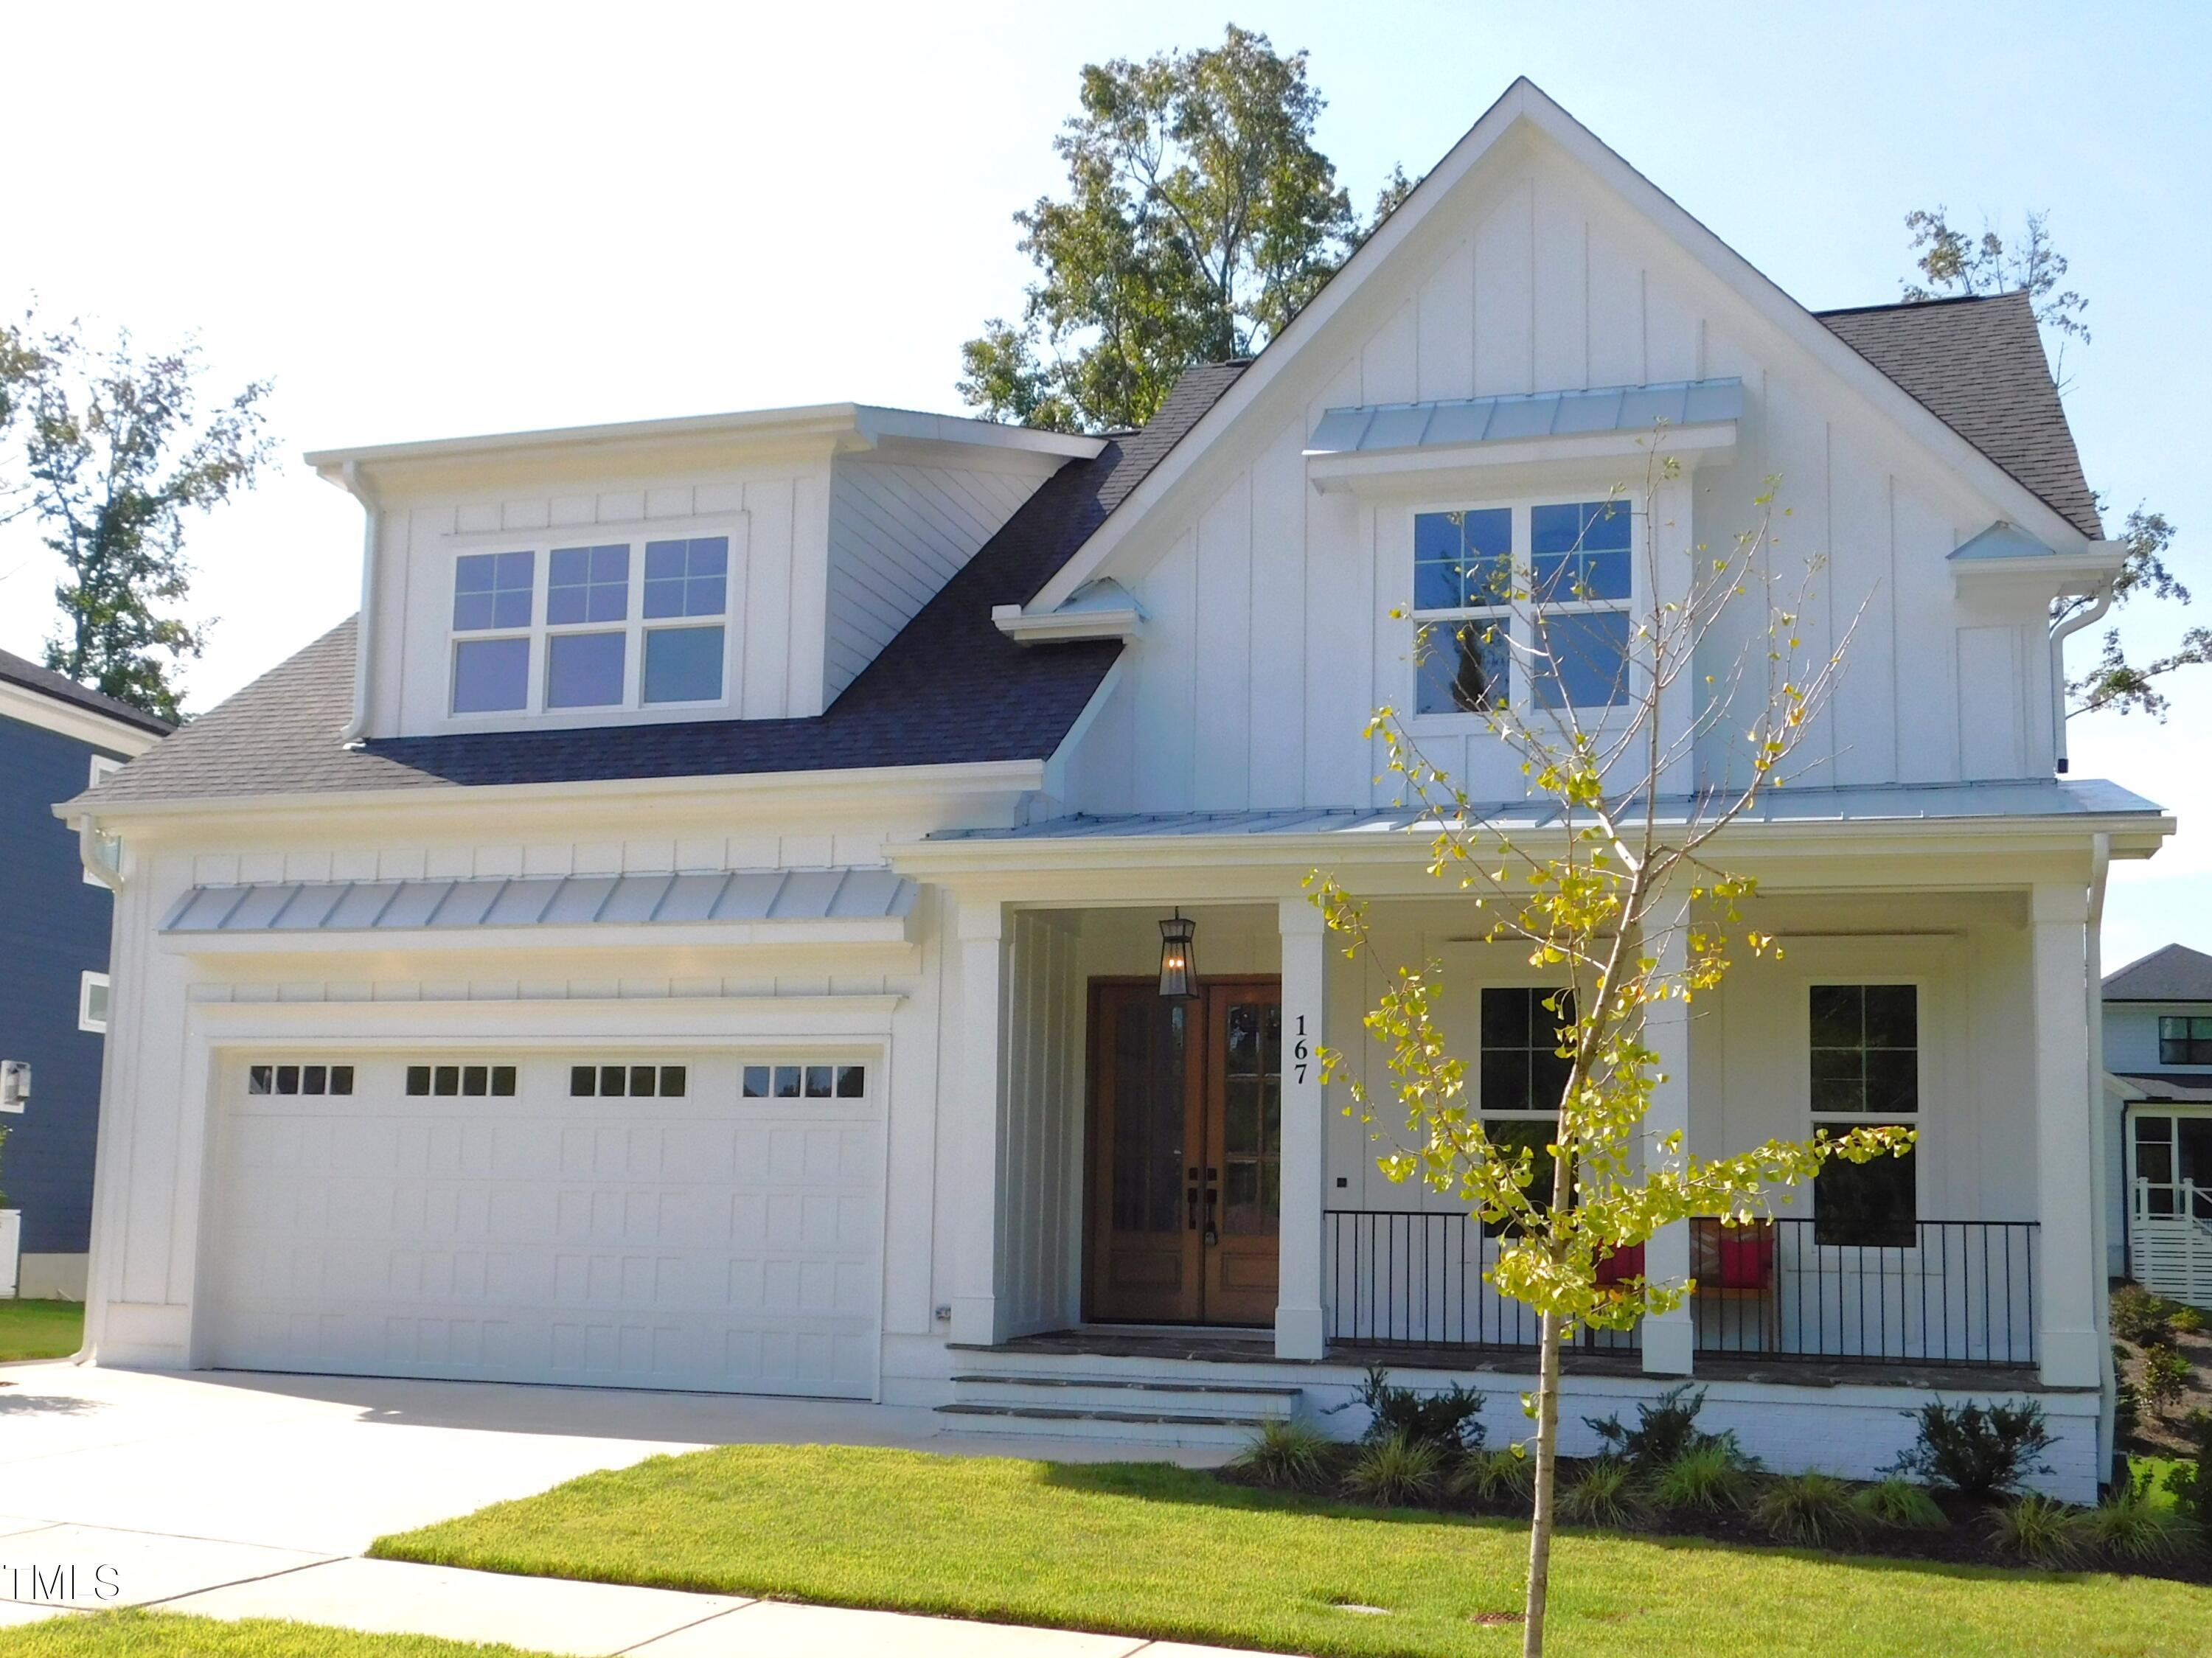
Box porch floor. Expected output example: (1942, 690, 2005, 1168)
(967, 1327, 2045, 1392)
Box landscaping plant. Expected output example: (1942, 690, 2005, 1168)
(1349, 1365, 1486, 1452)
(2143, 1343, 2194, 1418)
(1652, 1441, 1758, 1516)
(1231, 1420, 1332, 1491)
(1988, 1494, 2089, 1568)
(1310, 447, 1902, 1657)
(2080, 1466, 2189, 1565)
(2112, 1283, 2176, 1347)
(1890, 1400, 2056, 1500)
(1753, 1471, 1863, 1549)
(2174, 1304, 2207, 1336)
(1450, 1446, 1536, 1506)
(1851, 1475, 1949, 1531)
(1585, 1384, 1733, 1474)
(1557, 1457, 1643, 1529)
(1343, 1432, 1444, 1507)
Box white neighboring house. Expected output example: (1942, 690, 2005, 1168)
(60, 80, 2168, 1502)
(2105, 944, 2212, 1303)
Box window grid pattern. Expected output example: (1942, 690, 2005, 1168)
(742, 1062, 868, 1100)
(2160, 1016, 2212, 1065)
(248, 1063, 356, 1096)
(404, 1063, 518, 1098)
(1809, 983, 1918, 1247)
(1411, 500, 1632, 715)
(569, 1064, 689, 1098)
(1478, 986, 1572, 1238)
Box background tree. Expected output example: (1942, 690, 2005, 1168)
(24, 326, 273, 722)
(1901, 208, 2205, 721)
(0, 314, 47, 526)
(959, 25, 1408, 433)
(1308, 450, 1908, 1657)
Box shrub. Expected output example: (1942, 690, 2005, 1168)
(1558, 1457, 1643, 1528)
(2158, 1412, 2212, 1542)
(1754, 1471, 1863, 1549)
(1653, 1441, 1758, 1515)
(1988, 1494, 2089, 1567)
(1231, 1420, 1332, 1491)
(1585, 1384, 1732, 1473)
(2143, 1345, 2194, 1418)
(1343, 1431, 1444, 1507)
(1889, 1399, 2055, 1500)
(1450, 1446, 1534, 1506)
(1352, 1366, 1486, 1453)
(2113, 1284, 2176, 1347)
(1852, 1474, 1949, 1531)
(2081, 1467, 2189, 1565)
(2174, 1304, 2207, 1337)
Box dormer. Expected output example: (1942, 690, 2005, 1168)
(309, 406, 1101, 742)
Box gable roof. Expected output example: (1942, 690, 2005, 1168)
(1029, 79, 2102, 615)
(1817, 293, 2101, 540)
(2104, 943, 2212, 1003)
(0, 648, 174, 739)
(74, 363, 1248, 809)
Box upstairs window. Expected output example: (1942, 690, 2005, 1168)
(2160, 1016, 2212, 1065)
(445, 532, 732, 717)
(1412, 498, 1632, 716)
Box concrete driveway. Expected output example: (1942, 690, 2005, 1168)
(0, 1359, 1247, 1655)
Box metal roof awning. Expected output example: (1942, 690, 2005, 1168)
(161, 867, 917, 952)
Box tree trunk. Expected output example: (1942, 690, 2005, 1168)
(1521, 1307, 1564, 1658)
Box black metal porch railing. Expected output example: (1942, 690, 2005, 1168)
(1323, 1209, 1638, 1351)
(1324, 1211, 2037, 1367)
(1692, 1218, 2038, 1368)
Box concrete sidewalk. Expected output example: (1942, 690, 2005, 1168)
(0, 1360, 1266, 1655)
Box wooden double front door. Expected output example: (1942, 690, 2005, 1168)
(1084, 978, 1282, 1326)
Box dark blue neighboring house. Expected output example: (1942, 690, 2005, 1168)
(0, 649, 170, 1300)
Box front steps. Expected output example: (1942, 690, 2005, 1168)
(936, 1370, 1301, 1449)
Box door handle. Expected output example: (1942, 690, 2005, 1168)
(1186, 1185, 1199, 1231)
(1203, 1184, 1219, 1246)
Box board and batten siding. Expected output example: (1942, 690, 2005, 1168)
(1061, 142, 2062, 819)
(824, 459, 1040, 703)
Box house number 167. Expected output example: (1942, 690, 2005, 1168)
(1293, 1013, 1310, 1084)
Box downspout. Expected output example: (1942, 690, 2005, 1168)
(335, 459, 382, 746)
(2086, 831, 2115, 1483)
(2049, 579, 2115, 774)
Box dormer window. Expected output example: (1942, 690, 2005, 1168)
(1411, 498, 1633, 718)
(445, 532, 732, 719)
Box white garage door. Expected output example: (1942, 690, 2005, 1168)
(204, 1053, 883, 1398)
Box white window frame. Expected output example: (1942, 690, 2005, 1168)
(1803, 977, 1928, 1253)
(78, 970, 110, 1034)
(440, 518, 740, 728)
(1404, 491, 1643, 735)
(83, 756, 122, 885)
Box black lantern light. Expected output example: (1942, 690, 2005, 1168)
(1157, 909, 1198, 1000)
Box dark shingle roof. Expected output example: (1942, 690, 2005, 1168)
(1816, 293, 2101, 540)
(0, 648, 174, 739)
(2113, 1073, 2212, 1104)
(83, 363, 1249, 806)
(2104, 943, 2212, 1003)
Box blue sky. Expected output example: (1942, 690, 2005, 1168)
(1, 0, 2204, 966)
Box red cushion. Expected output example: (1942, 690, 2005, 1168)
(1594, 1243, 1644, 1285)
(1712, 1229, 1775, 1289)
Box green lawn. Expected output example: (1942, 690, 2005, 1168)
(372, 1444, 2212, 1658)
(0, 1299, 82, 1362)
(0, 1611, 555, 1657)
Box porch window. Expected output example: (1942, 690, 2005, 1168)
(1411, 499, 1632, 716)
(1479, 986, 1573, 1233)
(1809, 983, 1918, 1247)
(2160, 1016, 2212, 1065)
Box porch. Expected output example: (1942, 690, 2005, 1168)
(896, 804, 2121, 1403)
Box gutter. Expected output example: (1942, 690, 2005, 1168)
(2049, 577, 2115, 774)
(335, 460, 380, 746)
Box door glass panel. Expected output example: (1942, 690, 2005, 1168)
(1226, 1001, 1259, 1074)
(1220, 996, 1281, 1237)
(2181, 1118, 2212, 1219)
(1225, 1079, 1259, 1154)
(2140, 1115, 2175, 1213)
(1111, 999, 1187, 1234)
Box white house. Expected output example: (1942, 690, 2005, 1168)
(2104, 944, 2212, 1302)
(60, 80, 2167, 1501)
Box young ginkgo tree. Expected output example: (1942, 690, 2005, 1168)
(1306, 445, 1913, 1657)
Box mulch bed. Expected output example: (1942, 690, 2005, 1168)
(2119, 1320, 2212, 1459)
(1217, 1444, 2212, 1584)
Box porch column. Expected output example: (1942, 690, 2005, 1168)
(2032, 881, 2102, 1389)
(1276, 897, 1329, 1360)
(950, 897, 1009, 1349)
(1642, 902, 1695, 1376)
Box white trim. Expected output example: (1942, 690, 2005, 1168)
(0, 680, 164, 755)
(83, 757, 123, 885)
(1307, 421, 1736, 496)
(992, 603, 1144, 644)
(78, 971, 110, 1034)
(1027, 78, 2093, 617)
